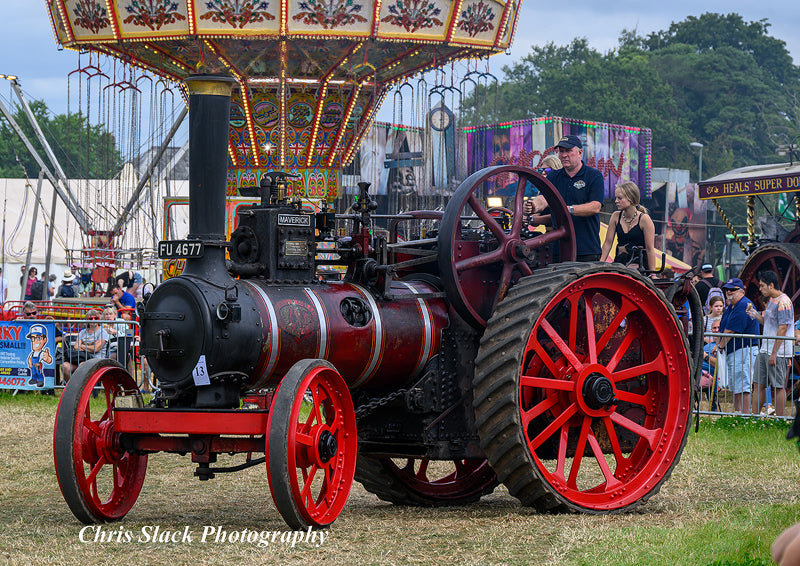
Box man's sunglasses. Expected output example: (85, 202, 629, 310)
(24, 310, 37, 316)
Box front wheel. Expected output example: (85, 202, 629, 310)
(53, 358, 147, 523)
(267, 359, 357, 529)
(473, 263, 692, 513)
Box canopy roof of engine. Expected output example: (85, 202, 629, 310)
(699, 162, 800, 200)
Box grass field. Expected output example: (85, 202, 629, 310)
(1, 390, 799, 566)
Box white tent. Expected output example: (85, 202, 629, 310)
(0, 176, 188, 302)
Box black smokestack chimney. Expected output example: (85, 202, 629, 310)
(182, 75, 236, 281)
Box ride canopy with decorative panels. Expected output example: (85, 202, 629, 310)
(47, 0, 522, 198)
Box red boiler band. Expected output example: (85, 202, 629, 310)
(244, 279, 448, 389)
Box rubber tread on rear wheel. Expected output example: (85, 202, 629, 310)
(473, 262, 692, 514)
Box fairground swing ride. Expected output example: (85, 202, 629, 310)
(0, 51, 189, 294)
(60, 53, 188, 291)
(47, 0, 695, 531)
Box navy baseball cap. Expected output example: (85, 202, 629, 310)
(722, 278, 744, 290)
(26, 324, 47, 339)
(701, 264, 713, 271)
(555, 135, 582, 150)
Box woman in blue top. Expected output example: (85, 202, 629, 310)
(600, 181, 656, 271)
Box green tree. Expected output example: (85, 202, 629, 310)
(0, 99, 121, 179)
(462, 12, 800, 181)
(648, 43, 781, 168)
(643, 13, 799, 176)
(644, 12, 797, 85)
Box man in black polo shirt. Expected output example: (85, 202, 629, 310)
(524, 135, 604, 261)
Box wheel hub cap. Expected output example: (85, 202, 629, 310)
(318, 430, 337, 463)
(505, 239, 530, 262)
(582, 373, 616, 410)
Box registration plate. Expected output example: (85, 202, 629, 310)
(158, 240, 204, 259)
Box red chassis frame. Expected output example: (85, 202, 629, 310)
(114, 408, 269, 463)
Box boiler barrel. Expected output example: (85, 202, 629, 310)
(243, 279, 448, 390)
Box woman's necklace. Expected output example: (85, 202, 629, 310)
(622, 210, 637, 225)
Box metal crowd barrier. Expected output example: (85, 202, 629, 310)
(699, 330, 797, 419)
(3, 315, 150, 395)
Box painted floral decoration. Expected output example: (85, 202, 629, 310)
(200, 0, 275, 28)
(293, 0, 368, 30)
(73, 0, 111, 33)
(123, 1, 186, 30)
(457, 0, 495, 37)
(381, 0, 443, 33)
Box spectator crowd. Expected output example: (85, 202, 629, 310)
(700, 269, 796, 417)
(9, 268, 149, 394)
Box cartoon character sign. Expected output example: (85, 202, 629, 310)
(26, 324, 52, 387)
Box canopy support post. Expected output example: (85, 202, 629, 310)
(747, 195, 757, 252)
(21, 170, 44, 301)
(712, 198, 747, 255)
(43, 184, 59, 301)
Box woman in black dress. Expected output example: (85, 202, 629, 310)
(600, 181, 657, 271)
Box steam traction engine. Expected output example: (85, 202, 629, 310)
(54, 76, 693, 529)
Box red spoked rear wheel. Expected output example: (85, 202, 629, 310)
(54, 358, 147, 523)
(474, 263, 691, 513)
(380, 458, 495, 500)
(267, 359, 357, 529)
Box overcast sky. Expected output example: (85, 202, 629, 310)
(0, 2, 797, 120)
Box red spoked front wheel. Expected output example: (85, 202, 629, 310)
(54, 358, 147, 523)
(267, 359, 357, 529)
(474, 263, 692, 513)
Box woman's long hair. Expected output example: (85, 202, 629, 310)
(616, 181, 648, 214)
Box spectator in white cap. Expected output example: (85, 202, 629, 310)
(56, 270, 78, 298)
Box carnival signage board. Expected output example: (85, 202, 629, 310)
(0, 321, 56, 390)
(465, 116, 652, 199)
(698, 163, 800, 199)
